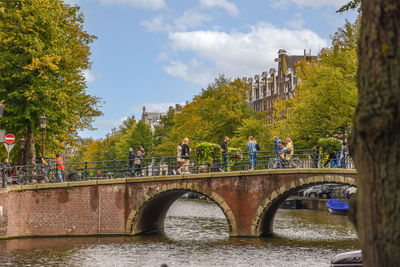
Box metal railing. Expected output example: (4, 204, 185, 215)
(0, 149, 354, 187)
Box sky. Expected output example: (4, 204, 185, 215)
(65, 0, 357, 139)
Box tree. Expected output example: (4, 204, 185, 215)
(0, 0, 101, 164)
(230, 117, 272, 151)
(115, 120, 152, 159)
(353, 0, 400, 265)
(272, 20, 359, 148)
(153, 109, 175, 148)
(153, 75, 259, 155)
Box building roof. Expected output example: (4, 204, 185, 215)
(286, 55, 318, 71)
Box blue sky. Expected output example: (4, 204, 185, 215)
(66, 0, 357, 139)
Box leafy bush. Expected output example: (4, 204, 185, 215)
(195, 142, 221, 165)
(317, 138, 342, 153)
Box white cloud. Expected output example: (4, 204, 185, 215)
(83, 70, 96, 83)
(199, 0, 239, 16)
(165, 23, 327, 84)
(98, 0, 166, 10)
(140, 15, 168, 32)
(141, 9, 211, 32)
(174, 9, 212, 31)
(163, 59, 213, 85)
(274, 0, 348, 8)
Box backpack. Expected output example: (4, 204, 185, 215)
(255, 143, 261, 151)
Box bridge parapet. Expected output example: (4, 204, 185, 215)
(0, 169, 356, 239)
(1, 149, 354, 187)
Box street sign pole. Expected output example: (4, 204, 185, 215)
(4, 143, 15, 161)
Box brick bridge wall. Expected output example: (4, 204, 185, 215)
(0, 169, 356, 239)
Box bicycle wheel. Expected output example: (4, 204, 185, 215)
(288, 158, 301, 168)
(47, 168, 57, 183)
(15, 169, 26, 184)
(268, 159, 282, 169)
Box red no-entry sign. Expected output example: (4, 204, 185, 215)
(5, 133, 15, 144)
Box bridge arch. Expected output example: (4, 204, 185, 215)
(250, 174, 357, 237)
(126, 182, 238, 237)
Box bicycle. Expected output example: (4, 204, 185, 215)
(267, 156, 303, 169)
(1, 166, 26, 185)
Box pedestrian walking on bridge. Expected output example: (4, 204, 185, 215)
(247, 136, 258, 170)
(56, 154, 64, 183)
(181, 138, 190, 173)
(128, 148, 135, 177)
(220, 136, 229, 172)
(134, 146, 145, 177)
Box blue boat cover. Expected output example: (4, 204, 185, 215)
(326, 198, 349, 211)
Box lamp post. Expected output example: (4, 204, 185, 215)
(39, 113, 48, 159)
(19, 136, 26, 165)
(0, 103, 5, 118)
(0, 104, 5, 143)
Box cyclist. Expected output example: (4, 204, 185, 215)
(282, 137, 294, 160)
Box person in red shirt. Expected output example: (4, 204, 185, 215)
(56, 153, 64, 182)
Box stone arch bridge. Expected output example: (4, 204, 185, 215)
(0, 169, 356, 239)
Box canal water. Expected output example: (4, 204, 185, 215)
(0, 199, 358, 266)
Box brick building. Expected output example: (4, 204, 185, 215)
(244, 49, 317, 122)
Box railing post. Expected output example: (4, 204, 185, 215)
(56, 162, 59, 183)
(2, 169, 5, 187)
(24, 165, 28, 185)
(84, 161, 88, 180)
(113, 159, 117, 178)
(167, 157, 171, 175)
(312, 149, 317, 168)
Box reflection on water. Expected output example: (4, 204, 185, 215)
(0, 199, 358, 267)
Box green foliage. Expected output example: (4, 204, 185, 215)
(194, 142, 221, 165)
(0, 0, 102, 162)
(153, 75, 261, 155)
(70, 118, 153, 162)
(317, 138, 342, 153)
(230, 117, 272, 151)
(272, 19, 359, 149)
(336, 0, 361, 13)
(114, 119, 152, 160)
(72, 74, 274, 161)
(153, 109, 175, 148)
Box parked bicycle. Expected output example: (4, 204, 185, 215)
(1, 166, 25, 185)
(267, 156, 303, 169)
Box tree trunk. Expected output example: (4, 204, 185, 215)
(354, 0, 400, 266)
(25, 124, 36, 165)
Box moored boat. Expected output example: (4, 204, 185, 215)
(326, 198, 349, 215)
